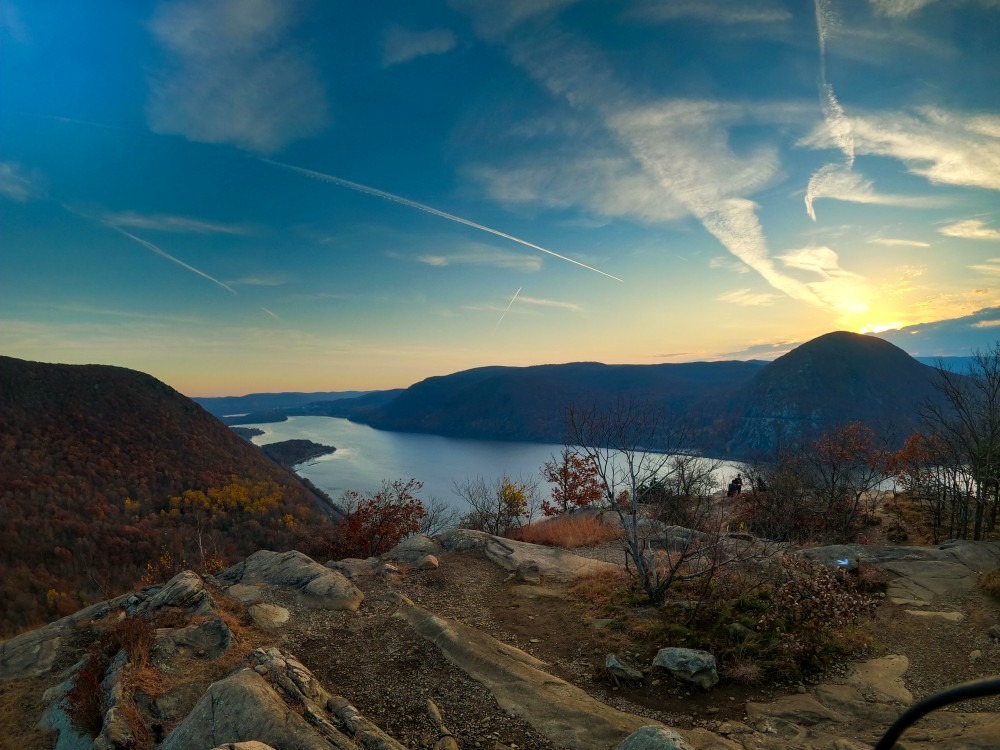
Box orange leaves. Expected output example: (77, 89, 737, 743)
(540, 449, 603, 516)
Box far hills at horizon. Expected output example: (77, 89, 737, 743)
(211, 331, 954, 457)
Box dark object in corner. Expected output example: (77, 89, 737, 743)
(874, 676, 1000, 749)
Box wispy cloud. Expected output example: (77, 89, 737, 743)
(716, 289, 778, 306)
(710, 256, 750, 274)
(801, 107, 1000, 192)
(381, 26, 455, 67)
(518, 295, 581, 311)
(101, 211, 251, 235)
(450, 0, 579, 38)
(406, 245, 542, 272)
(0, 161, 43, 202)
(146, 0, 329, 153)
(723, 339, 800, 359)
(468, 154, 689, 225)
(778, 246, 860, 278)
(111, 227, 238, 295)
(869, 0, 939, 18)
(260, 306, 280, 320)
(970, 259, 1000, 275)
(804, 164, 946, 220)
(227, 274, 292, 287)
(626, 0, 791, 25)
(940, 219, 1000, 240)
(869, 237, 931, 248)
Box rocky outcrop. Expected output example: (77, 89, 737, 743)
(617, 725, 695, 750)
(219, 550, 363, 611)
(161, 647, 407, 750)
(799, 540, 1000, 602)
(438, 528, 620, 581)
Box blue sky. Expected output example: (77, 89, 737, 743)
(1, 0, 999, 396)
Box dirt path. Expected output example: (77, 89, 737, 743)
(245, 542, 1000, 749)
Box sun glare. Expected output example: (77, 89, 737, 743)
(860, 322, 904, 334)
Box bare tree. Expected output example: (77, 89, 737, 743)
(922, 345, 1000, 540)
(453, 474, 538, 536)
(418, 497, 461, 537)
(569, 398, 769, 602)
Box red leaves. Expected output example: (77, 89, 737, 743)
(335, 478, 427, 558)
(541, 449, 603, 516)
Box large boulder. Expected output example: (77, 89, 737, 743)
(383, 534, 443, 566)
(652, 648, 719, 690)
(154, 616, 233, 668)
(137, 571, 215, 616)
(218, 550, 363, 611)
(158, 669, 336, 750)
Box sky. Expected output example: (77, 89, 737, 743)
(1, 0, 999, 396)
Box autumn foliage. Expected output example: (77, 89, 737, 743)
(540, 449, 603, 516)
(331, 478, 428, 558)
(0, 356, 330, 635)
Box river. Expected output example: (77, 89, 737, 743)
(245, 416, 567, 512)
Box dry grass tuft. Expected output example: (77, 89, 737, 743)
(515, 514, 624, 549)
(0, 677, 54, 750)
(979, 569, 1000, 600)
(725, 657, 764, 685)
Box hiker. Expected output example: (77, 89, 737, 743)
(727, 474, 743, 497)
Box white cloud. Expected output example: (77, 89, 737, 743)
(972, 318, 1000, 328)
(778, 245, 859, 277)
(970, 259, 1000, 274)
(627, 0, 791, 25)
(381, 26, 456, 67)
(101, 211, 250, 235)
(0, 162, 42, 202)
(869, 237, 931, 248)
(403, 245, 543, 272)
(518, 295, 581, 311)
(801, 107, 1000, 192)
(868, 0, 938, 18)
(716, 289, 778, 306)
(146, 0, 329, 153)
(805, 164, 946, 220)
(468, 154, 689, 224)
(940, 219, 1000, 240)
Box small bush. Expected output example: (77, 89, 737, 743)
(980, 569, 1000, 600)
(66, 615, 156, 738)
(514, 514, 623, 548)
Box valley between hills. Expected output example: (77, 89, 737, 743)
(1, 330, 1000, 749)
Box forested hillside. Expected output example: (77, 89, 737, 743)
(0, 356, 331, 635)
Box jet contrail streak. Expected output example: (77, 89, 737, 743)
(259, 158, 623, 283)
(495, 287, 522, 331)
(111, 227, 238, 295)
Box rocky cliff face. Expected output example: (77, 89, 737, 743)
(3, 535, 999, 750)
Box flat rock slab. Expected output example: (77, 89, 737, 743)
(438, 529, 620, 582)
(801, 541, 1000, 602)
(845, 655, 913, 704)
(905, 609, 965, 622)
(393, 594, 657, 749)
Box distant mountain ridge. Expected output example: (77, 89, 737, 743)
(194, 390, 370, 417)
(347, 332, 950, 456)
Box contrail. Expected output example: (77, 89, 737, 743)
(259, 158, 623, 283)
(261, 306, 280, 319)
(807, 0, 855, 221)
(110, 227, 238, 295)
(495, 287, 522, 331)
